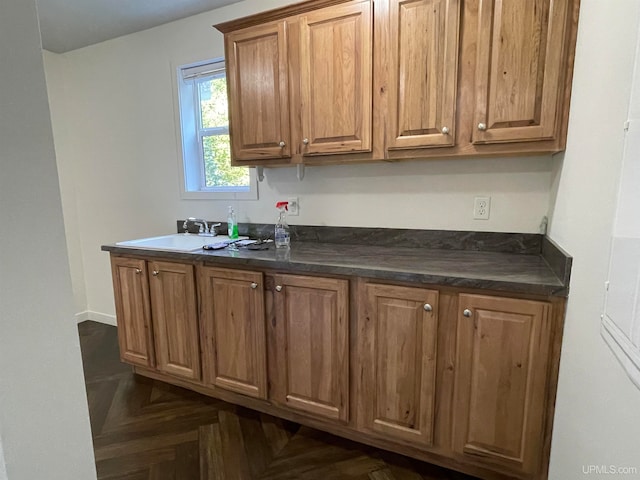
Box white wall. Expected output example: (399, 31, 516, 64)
(41, 0, 640, 477)
(0, 434, 6, 480)
(38, 0, 640, 480)
(547, 0, 640, 478)
(40, 0, 640, 480)
(0, 0, 96, 478)
(43, 0, 555, 322)
(44, 51, 88, 317)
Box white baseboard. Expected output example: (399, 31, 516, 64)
(75, 310, 117, 326)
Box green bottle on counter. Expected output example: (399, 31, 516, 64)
(227, 206, 238, 239)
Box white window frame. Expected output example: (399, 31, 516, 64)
(173, 58, 257, 200)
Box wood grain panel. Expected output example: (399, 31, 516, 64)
(106, 245, 568, 479)
(539, 297, 567, 480)
(226, 21, 291, 162)
(432, 291, 457, 454)
(358, 283, 439, 447)
(273, 274, 349, 422)
(473, 0, 569, 144)
(388, 0, 460, 149)
(299, 1, 372, 155)
(453, 294, 552, 475)
(149, 261, 200, 381)
(199, 266, 267, 399)
(216, 0, 579, 164)
(110, 257, 155, 368)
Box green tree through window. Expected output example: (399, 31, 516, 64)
(178, 59, 255, 198)
(197, 75, 249, 188)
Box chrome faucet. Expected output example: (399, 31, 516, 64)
(183, 217, 220, 237)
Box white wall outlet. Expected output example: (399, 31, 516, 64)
(474, 196, 491, 220)
(288, 197, 299, 216)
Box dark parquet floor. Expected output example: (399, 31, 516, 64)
(79, 321, 478, 480)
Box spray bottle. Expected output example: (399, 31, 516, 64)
(275, 201, 290, 249)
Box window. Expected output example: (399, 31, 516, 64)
(175, 59, 257, 199)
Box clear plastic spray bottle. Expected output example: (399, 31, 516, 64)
(275, 201, 290, 249)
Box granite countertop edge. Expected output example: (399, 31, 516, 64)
(102, 239, 569, 298)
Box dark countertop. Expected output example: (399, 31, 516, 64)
(102, 239, 569, 297)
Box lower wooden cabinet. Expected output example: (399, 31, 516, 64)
(357, 283, 439, 447)
(199, 266, 267, 399)
(110, 257, 200, 381)
(109, 254, 563, 480)
(147, 260, 200, 381)
(270, 273, 350, 422)
(453, 294, 553, 475)
(111, 257, 155, 368)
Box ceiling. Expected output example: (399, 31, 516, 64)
(37, 0, 243, 53)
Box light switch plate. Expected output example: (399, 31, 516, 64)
(288, 197, 299, 216)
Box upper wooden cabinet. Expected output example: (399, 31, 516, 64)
(225, 21, 291, 161)
(216, 0, 579, 164)
(299, 2, 372, 155)
(199, 266, 268, 399)
(110, 257, 155, 368)
(219, 0, 373, 166)
(472, 0, 571, 144)
(453, 294, 553, 475)
(220, 0, 372, 165)
(148, 260, 201, 381)
(386, 0, 460, 150)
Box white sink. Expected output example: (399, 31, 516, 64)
(116, 234, 247, 252)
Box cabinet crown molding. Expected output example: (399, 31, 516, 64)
(214, 0, 355, 33)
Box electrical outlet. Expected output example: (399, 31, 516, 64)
(474, 196, 491, 220)
(288, 197, 299, 216)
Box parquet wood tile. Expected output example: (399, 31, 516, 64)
(79, 321, 477, 480)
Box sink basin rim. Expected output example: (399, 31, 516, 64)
(115, 233, 247, 252)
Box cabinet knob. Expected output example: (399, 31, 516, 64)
(441, 126, 450, 135)
(279, 141, 286, 148)
(152, 270, 160, 276)
(302, 138, 309, 145)
(463, 309, 472, 317)
(250, 282, 258, 289)
(275, 285, 283, 292)
(477, 123, 487, 131)
(135, 268, 142, 274)
(423, 303, 433, 312)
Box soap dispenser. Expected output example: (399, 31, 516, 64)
(227, 206, 239, 239)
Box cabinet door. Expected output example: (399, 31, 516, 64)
(358, 283, 439, 447)
(226, 21, 291, 162)
(453, 294, 552, 474)
(273, 274, 349, 422)
(199, 267, 267, 399)
(299, 1, 372, 155)
(472, 0, 569, 144)
(148, 261, 200, 381)
(388, 0, 460, 149)
(111, 257, 155, 368)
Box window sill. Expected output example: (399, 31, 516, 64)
(179, 188, 258, 201)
